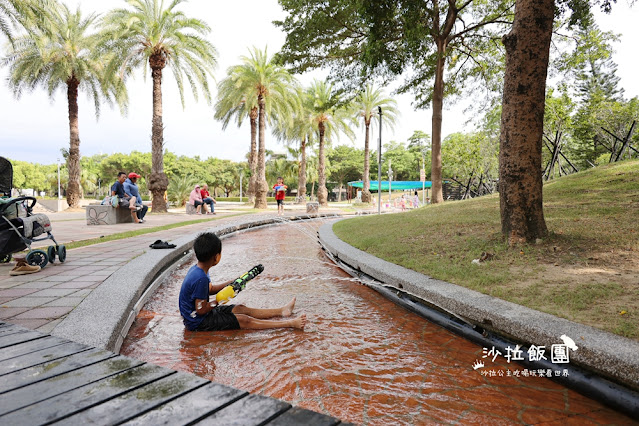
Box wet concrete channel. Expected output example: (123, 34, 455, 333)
(120, 219, 636, 425)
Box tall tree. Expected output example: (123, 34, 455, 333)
(276, 0, 512, 204)
(352, 84, 399, 203)
(102, 0, 217, 213)
(499, 0, 614, 244)
(307, 79, 354, 206)
(556, 15, 624, 166)
(221, 47, 298, 209)
(272, 87, 316, 201)
(214, 73, 259, 203)
(3, 4, 127, 207)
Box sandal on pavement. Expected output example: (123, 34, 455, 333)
(149, 240, 176, 249)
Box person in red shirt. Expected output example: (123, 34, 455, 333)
(200, 184, 216, 215)
(272, 177, 287, 216)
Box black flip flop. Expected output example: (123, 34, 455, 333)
(150, 240, 176, 249)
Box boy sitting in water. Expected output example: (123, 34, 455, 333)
(179, 232, 306, 331)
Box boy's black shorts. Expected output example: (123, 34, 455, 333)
(196, 304, 240, 331)
(276, 199, 284, 206)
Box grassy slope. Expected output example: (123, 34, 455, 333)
(334, 160, 639, 339)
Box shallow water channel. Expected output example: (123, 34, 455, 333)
(121, 219, 633, 425)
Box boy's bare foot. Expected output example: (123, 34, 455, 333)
(291, 314, 307, 330)
(282, 297, 296, 317)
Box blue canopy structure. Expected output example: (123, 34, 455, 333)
(348, 180, 431, 191)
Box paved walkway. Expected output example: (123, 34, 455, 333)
(0, 202, 351, 333)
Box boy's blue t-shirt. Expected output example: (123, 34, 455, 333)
(179, 265, 210, 330)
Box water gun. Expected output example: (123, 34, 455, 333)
(216, 264, 265, 303)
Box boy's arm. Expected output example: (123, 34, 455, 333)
(209, 280, 233, 294)
(195, 298, 215, 314)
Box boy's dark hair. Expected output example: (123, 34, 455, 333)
(193, 232, 222, 262)
(118, 171, 126, 178)
(277, 176, 283, 180)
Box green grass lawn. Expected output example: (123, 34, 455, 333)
(334, 160, 639, 339)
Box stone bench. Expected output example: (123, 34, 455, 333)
(86, 205, 133, 225)
(186, 204, 197, 214)
(306, 202, 319, 213)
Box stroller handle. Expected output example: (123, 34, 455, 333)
(0, 196, 37, 215)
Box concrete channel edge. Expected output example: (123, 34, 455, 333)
(317, 220, 639, 394)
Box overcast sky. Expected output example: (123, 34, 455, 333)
(1, 0, 637, 166)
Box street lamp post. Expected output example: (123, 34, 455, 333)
(57, 158, 61, 201)
(422, 155, 426, 206)
(377, 106, 382, 215)
(388, 160, 393, 204)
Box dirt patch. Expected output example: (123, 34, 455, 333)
(505, 250, 639, 339)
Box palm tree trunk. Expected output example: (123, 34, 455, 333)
(499, 0, 551, 245)
(66, 76, 81, 208)
(317, 122, 328, 206)
(248, 107, 258, 203)
(297, 136, 307, 200)
(254, 95, 268, 208)
(148, 55, 169, 213)
(361, 119, 372, 203)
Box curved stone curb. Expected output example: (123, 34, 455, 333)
(318, 220, 639, 392)
(51, 214, 338, 352)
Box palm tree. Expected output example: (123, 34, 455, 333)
(353, 84, 399, 203)
(306, 151, 319, 200)
(3, 4, 127, 207)
(307, 79, 354, 206)
(223, 47, 298, 209)
(214, 68, 259, 203)
(102, 0, 218, 213)
(272, 87, 315, 201)
(0, 0, 51, 44)
(167, 174, 198, 207)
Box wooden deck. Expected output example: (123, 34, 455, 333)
(0, 321, 350, 425)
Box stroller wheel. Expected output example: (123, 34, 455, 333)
(26, 250, 48, 269)
(57, 245, 67, 263)
(0, 254, 11, 263)
(47, 246, 56, 263)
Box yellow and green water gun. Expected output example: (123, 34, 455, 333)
(216, 264, 265, 303)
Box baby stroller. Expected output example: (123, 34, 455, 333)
(0, 156, 66, 269)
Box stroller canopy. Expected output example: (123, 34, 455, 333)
(0, 157, 12, 196)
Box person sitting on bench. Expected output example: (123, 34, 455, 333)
(189, 184, 207, 215)
(111, 171, 141, 224)
(124, 172, 148, 223)
(200, 184, 216, 215)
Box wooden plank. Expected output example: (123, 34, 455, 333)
(122, 382, 247, 426)
(195, 394, 291, 425)
(0, 348, 115, 395)
(0, 336, 68, 362)
(0, 355, 144, 416)
(0, 341, 91, 376)
(59, 371, 209, 425)
(0, 330, 47, 349)
(0, 363, 173, 424)
(0, 327, 22, 337)
(266, 406, 341, 426)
